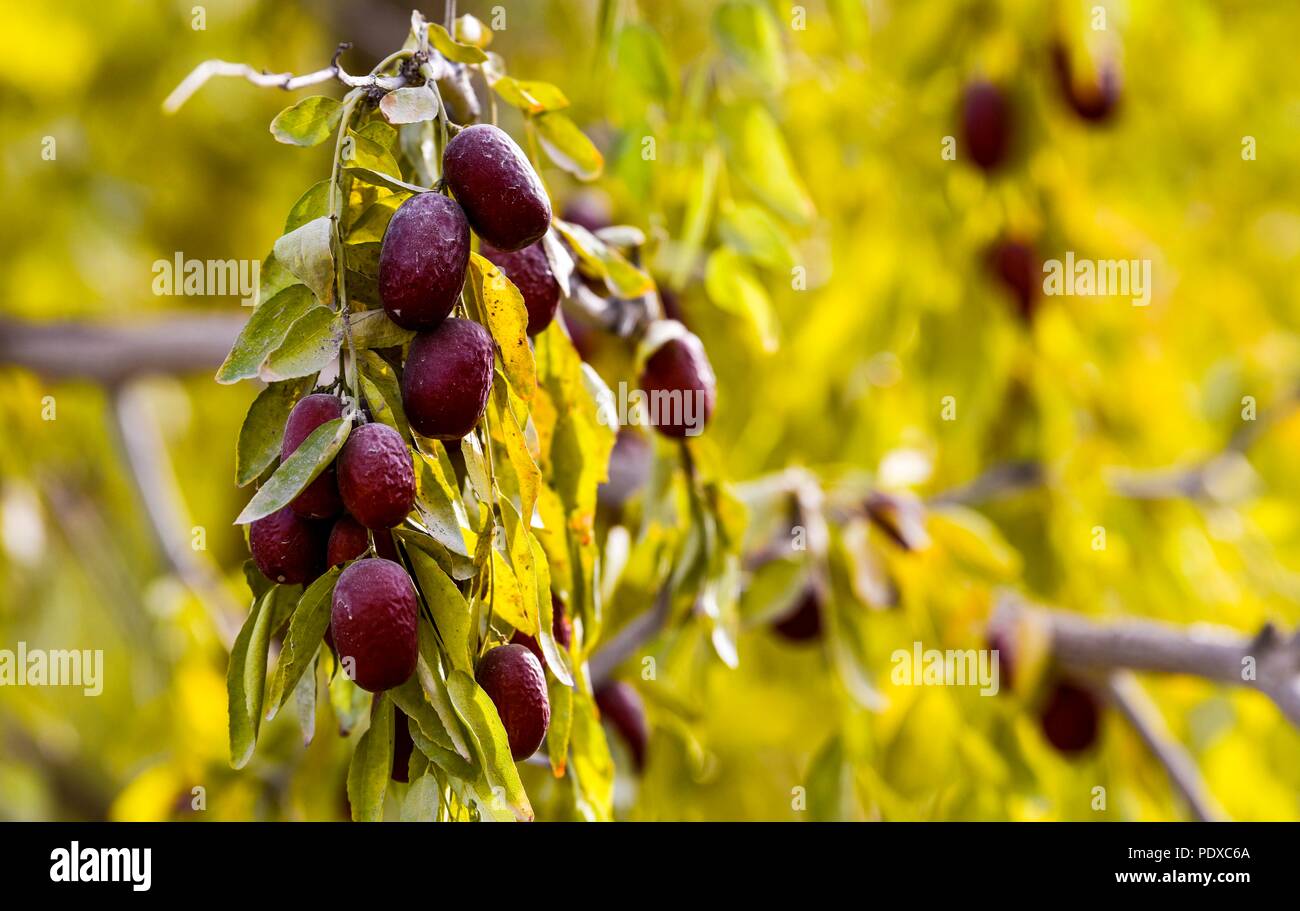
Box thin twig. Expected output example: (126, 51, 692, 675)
(1102, 672, 1226, 822)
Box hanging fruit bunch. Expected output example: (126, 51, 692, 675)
(185, 9, 722, 821)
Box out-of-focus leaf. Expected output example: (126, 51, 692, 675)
(270, 95, 343, 147)
(427, 22, 489, 63)
(492, 76, 570, 114)
(535, 112, 604, 181)
(615, 24, 674, 103)
(713, 1, 787, 90)
(718, 201, 797, 269)
(235, 418, 350, 524)
(705, 247, 778, 352)
(718, 102, 814, 225)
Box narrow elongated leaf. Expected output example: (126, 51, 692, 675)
(267, 567, 341, 718)
(235, 418, 350, 524)
(535, 112, 604, 181)
(271, 95, 343, 146)
(492, 76, 570, 114)
(345, 168, 434, 195)
(259, 306, 343, 382)
(447, 670, 533, 821)
(427, 22, 488, 63)
(546, 676, 573, 776)
(714, 1, 787, 90)
(216, 285, 317, 384)
(273, 215, 335, 304)
(235, 375, 313, 486)
(329, 669, 370, 736)
(294, 655, 318, 746)
(406, 545, 474, 674)
(469, 252, 536, 401)
(347, 694, 393, 822)
(705, 247, 778, 352)
(227, 587, 276, 769)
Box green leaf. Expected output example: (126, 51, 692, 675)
(344, 127, 403, 178)
(614, 25, 674, 103)
(446, 669, 534, 821)
(427, 22, 489, 63)
(270, 95, 343, 147)
(273, 215, 335, 304)
(718, 102, 814, 225)
(569, 688, 615, 820)
(408, 456, 474, 576)
(349, 308, 416, 350)
(535, 112, 604, 181)
(718, 201, 797, 270)
(713, 0, 787, 90)
(285, 179, 332, 234)
(401, 771, 441, 821)
(345, 242, 383, 278)
(357, 349, 410, 438)
(329, 668, 370, 737)
(469, 252, 535, 401)
(705, 247, 778, 352)
(551, 220, 653, 298)
(256, 252, 301, 307)
(235, 417, 351, 524)
(216, 285, 317, 385)
(347, 694, 394, 822)
(406, 544, 474, 674)
(266, 567, 341, 719)
(345, 168, 434, 196)
(546, 677, 573, 776)
(235, 375, 313, 487)
(227, 587, 277, 769)
(380, 84, 441, 124)
(259, 306, 343, 382)
(489, 380, 541, 523)
(492, 76, 570, 114)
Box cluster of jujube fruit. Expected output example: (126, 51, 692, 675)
(247, 122, 577, 764)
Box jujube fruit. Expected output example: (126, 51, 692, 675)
(337, 422, 415, 529)
(480, 241, 560, 336)
(443, 124, 551, 252)
(282, 393, 344, 519)
(327, 514, 399, 566)
(1039, 679, 1101, 754)
(638, 326, 716, 438)
(989, 237, 1040, 322)
(772, 588, 823, 643)
(961, 81, 1012, 172)
(401, 318, 495, 440)
(511, 592, 573, 666)
(594, 681, 649, 772)
(475, 643, 550, 761)
(378, 192, 471, 331)
(330, 557, 419, 693)
(249, 504, 327, 585)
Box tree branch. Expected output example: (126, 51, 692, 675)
(0, 314, 242, 385)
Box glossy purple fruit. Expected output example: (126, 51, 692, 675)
(337, 423, 415, 529)
(480, 241, 560, 336)
(595, 681, 649, 772)
(326, 515, 399, 566)
(249, 505, 327, 585)
(282, 393, 344, 519)
(378, 192, 471, 331)
(1039, 680, 1101, 754)
(475, 644, 550, 761)
(401, 318, 495, 440)
(772, 588, 823, 643)
(443, 124, 551, 252)
(331, 558, 419, 693)
(961, 81, 1012, 172)
(638, 327, 716, 438)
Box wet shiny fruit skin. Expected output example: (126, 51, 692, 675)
(401, 318, 495, 440)
(330, 558, 419, 693)
(772, 589, 823, 643)
(250, 505, 327, 585)
(480, 241, 560, 335)
(337, 422, 415, 529)
(1039, 680, 1101, 754)
(594, 681, 649, 772)
(282, 393, 344, 519)
(475, 644, 550, 761)
(961, 81, 1011, 172)
(378, 192, 471, 331)
(327, 515, 399, 566)
(443, 124, 552, 252)
(989, 237, 1039, 322)
(510, 592, 573, 666)
(638, 330, 717, 438)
